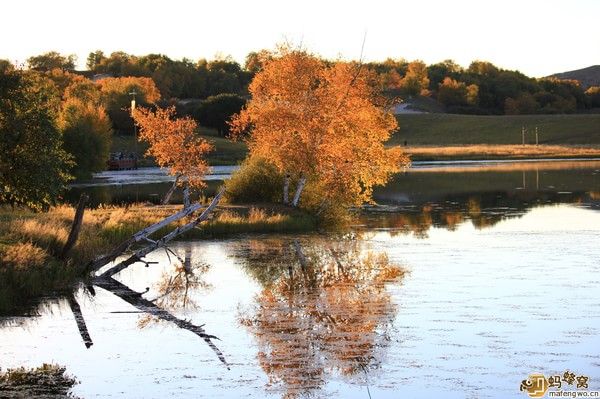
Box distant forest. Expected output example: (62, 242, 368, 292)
(11, 50, 600, 122)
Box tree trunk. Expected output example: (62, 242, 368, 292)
(183, 181, 190, 210)
(162, 174, 181, 205)
(291, 175, 307, 207)
(96, 188, 225, 277)
(60, 194, 88, 260)
(88, 201, 205, 272)
(283, 174, 290, 205)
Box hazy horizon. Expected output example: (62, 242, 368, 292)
(3, 0, 599, 77)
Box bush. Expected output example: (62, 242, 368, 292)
(225, 157, 284, 203)
(60, 99, 112, 179)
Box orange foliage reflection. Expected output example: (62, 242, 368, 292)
(237, 237, 406, 398)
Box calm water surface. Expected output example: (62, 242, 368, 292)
(1, 162, 599, 398)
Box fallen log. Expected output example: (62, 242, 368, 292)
(95, 188, 225, 277)
(87, 201, 204, 272)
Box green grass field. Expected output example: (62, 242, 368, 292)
(392, 113, 600, 145)
(111, 128, 248, 166)
(110, 114, 600, 166)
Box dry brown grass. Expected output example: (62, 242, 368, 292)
(1, 242, 48, 269)
(405, 144, 600, 160)
(409, 159, 600, 174)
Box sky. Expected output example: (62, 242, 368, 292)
(2, 0, 598, 77)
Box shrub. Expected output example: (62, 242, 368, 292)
(225, 157, 284, 203)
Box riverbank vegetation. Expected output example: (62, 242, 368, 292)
(405, 144, 600, 161)
(0, 203, 315, 314)
(0, 363, 78, 398)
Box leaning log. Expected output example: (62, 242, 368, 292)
(87, 201, 204, 272)
(96, 188, 225, 277)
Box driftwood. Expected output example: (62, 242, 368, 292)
(60, 194, 88, 260)
(95, 188, 225, 277)
(93, 276, 228, 367)
(87, 195, 213, 272)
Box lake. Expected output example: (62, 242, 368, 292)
(1, 160, 599, 398)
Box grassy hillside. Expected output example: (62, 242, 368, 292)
(392, 113, 600, 145)
(550, 65, 600, 89)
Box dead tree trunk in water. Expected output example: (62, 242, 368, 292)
(88, 202, 204, 272)
(291, 175, 307, 207)
(95, 188, 225, 277)
(162, 174, 181, 205)
(60, 194, 88, 260)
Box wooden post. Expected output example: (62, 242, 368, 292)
(535, 127, 539, 145)
(60, 194, 88, 260)
(291, 176, 307, 207)
(283, 174, 290, 205)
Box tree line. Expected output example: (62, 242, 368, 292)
(26, 50, 600, 115)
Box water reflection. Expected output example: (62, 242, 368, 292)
(367, 163, 600, 237)
(235, 237, 406, 398)
(140, 244, 212, 324)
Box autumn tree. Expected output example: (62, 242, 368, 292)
(0, 64, 72, 209)
(27, 51, 76, 71)
(96, 76, 161, 134)
(230, 48, 409, 213)
(59, 99, 113, 179)
(132, 106, 213, 204)
(399, 60, 430, 96)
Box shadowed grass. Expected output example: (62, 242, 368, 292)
(0, 364, 79, 398)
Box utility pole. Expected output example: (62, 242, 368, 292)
(129, 90, 138, 159)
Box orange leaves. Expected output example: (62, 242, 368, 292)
(132, 106, 213, 188)
(231, 48, 409, 207)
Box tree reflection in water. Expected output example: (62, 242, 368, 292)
(236, 236, 406, 398)
(138, 243, 212, 328)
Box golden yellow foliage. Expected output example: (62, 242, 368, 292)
(231, 48, 409, 208)
(132, 106, 213, 189)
